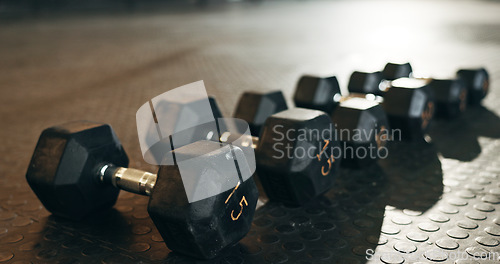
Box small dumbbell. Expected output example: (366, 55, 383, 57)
(348, 65, 435, 140)
(26, 121, 258, 259)
(293, 75, 391, 167)
(230, 93, 341, 204)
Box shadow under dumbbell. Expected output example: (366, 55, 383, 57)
(44, 208, 134, 251)
(429, 105, 500, 161)
(160, 140, 443, 264)
(318, 140, 443, 263)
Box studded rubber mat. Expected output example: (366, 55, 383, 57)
(1, 0, 500, 263)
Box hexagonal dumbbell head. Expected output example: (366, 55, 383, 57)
(382, 78, 435, 140)
(148, 140, 258, 259)
(255, 108, 341, 205)
(26, 121, 129, 220)
(137, 94, 225, 166)
(293, 75, 341, 114)
(233, 91, 288, 137)
(457, 68, 489, 105)
(428, 79, 468, 118)
(382, 62, 413, 80)
(348, 71, 384, 96)
(331, 98, 391, 168)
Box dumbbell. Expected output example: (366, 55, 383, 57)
(456, 68, 489, 105)
(292, 76, 391, 168)
(26, 121, 258, 259)
(231, 92, 341, 204)
(348, 65, 435, 140)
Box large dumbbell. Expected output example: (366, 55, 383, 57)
(293, 76, 391, 167)
(230, 93, 341, 204)
(26, 121, 258, 259)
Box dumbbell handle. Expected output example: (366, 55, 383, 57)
(96, 133, 258, 196)
(98, 164, 157, 196)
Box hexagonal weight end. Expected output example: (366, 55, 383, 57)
(293, 75, 341, 114)
(26, 121, 129, 220)
(382, 62, 413, 80)
(138, 95, 226, 166)
(429, 79, 468, 118)
(348, 71, 384, 95)
(457, 68, 489, 105)
(148, 141, 258, 259)
(332, 98, 390, 168)
(256, 108, 341, 205)
(233, 91, 288, 137)
(383, 79, 435, 141)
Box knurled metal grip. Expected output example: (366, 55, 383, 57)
(99, 164, 157, 196)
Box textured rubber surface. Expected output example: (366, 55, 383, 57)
(1, 0, 500, 263)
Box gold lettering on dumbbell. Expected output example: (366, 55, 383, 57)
(316, 140, 335, 176)
(459, 89, 467, 112)
(421, 102, 434, 130)
(231, 197, 248, 221)
(225, 181, 248, 221)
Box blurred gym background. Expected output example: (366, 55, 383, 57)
(1, 0, 499, 170)
(3, 0, 254, 16)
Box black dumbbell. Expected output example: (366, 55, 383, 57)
(457, 68, 490, 105)
(418, 67, 489, 116)
(348, 65, 435, 140)
(293, 75, 391, 167)
(230, 93, 341, 205)
(26, 121, 258, 259)
(383, 62, 470, 118)
(426, 78, 468, 118)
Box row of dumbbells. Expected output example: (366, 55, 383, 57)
(237, 62, 489, 165)
(26, 62, 489, 259)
